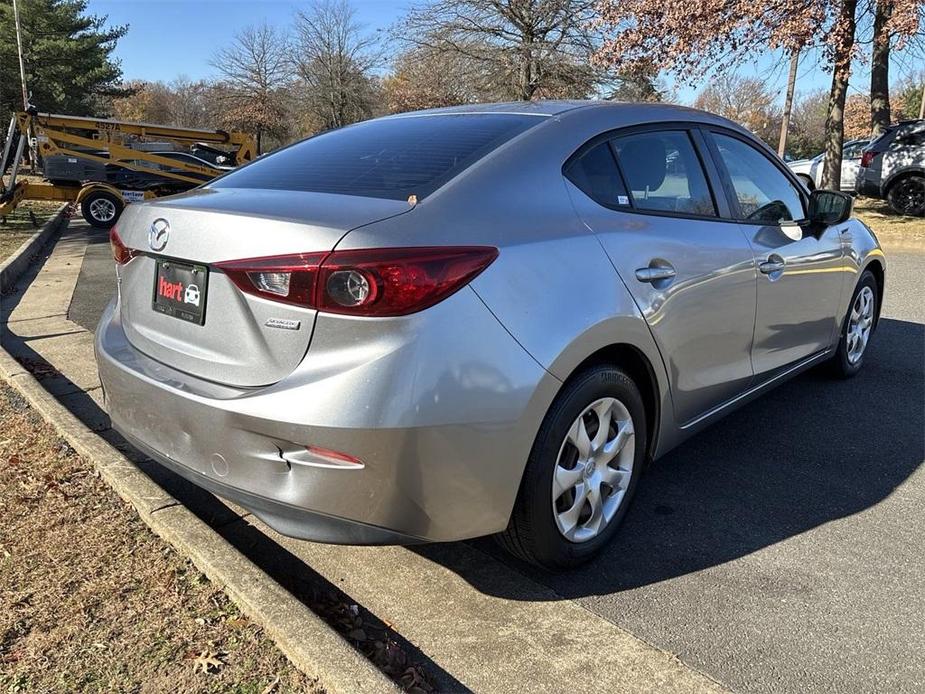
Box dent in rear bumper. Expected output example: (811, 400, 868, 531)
(95, 289, 559, 543)
(123, 429, 426, 545)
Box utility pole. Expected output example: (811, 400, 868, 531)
(778, 50, 799, 158)
(12, 0, 29, 109)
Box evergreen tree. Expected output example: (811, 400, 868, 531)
(0, 0, 128, 119)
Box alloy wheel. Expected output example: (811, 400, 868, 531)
(552, 397, 635, 543)
(889, 178, 925, 216)
(847, 285, 875, 364)
(90, 198, 117, 223)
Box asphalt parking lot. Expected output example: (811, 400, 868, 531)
(68, 230, 925, 693)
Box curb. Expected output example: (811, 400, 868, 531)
(0, 203, 70, 293)
(0, 220, 398, 694)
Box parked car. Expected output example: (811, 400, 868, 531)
(96, 102, 885, 570)
(787, 139, 869, 191)
(855, 119, 925, 216)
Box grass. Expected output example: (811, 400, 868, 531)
(1, 170, 64, 263)
(852, 196, 925, 248)
(0, 385, 318, 694)
(0, 200, 63, 263)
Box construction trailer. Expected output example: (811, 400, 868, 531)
(0, 108, 256, 227)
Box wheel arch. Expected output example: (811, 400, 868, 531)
(559, 342, 663, 462)
(863, 257, 886, 328)
(75, 182, 124, 205)
(883, 167, 925, 197)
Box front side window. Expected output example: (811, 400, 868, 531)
(713, 133, 805, 223)
(611, 131, 717, 217)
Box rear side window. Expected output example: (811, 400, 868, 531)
(611, 131, 717, 217)
(210, 113, 542, 201)
(564, 142, 630, 208)
(894, 129, 925, 147)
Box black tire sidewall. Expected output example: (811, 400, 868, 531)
(887, 176, 925, 217)
(833, 270, 878, 377)
(518, 366, 647, 569)
(81, 191, 123, 228)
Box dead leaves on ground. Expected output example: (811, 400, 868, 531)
(190, 648, 225, 674)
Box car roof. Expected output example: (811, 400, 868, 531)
(384, 99, 721, 121)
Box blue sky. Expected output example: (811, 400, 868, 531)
(87, 0, 921, 105)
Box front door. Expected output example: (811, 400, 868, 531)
(706, 131, 847, 379)
(564, 128, 757, 425)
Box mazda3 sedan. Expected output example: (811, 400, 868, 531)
(96, 102, 885, 569)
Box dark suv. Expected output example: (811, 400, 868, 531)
(856, 119, 925, 216)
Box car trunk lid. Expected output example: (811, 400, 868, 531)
(115, 187, 410, 387)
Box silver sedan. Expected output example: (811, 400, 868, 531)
(96, 101, 885, 570)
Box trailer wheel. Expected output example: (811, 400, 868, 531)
(81, 190, 123, 228)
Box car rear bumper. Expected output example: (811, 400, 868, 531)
(855, 169, 882, 197)
(95, 291, 557, 544)
(121, 429, 425, 544)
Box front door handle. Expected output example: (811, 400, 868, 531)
(759, 256, 786, 275)
(635, 265, 676, 284)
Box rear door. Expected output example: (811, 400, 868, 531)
(565, 126, 757, 426)
(704, 129, 847, 379)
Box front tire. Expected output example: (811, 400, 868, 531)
(497, 365, 647, 570)
(830, 270, 878, 378)
(81, 190, 123, 228)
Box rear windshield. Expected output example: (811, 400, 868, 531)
(210, 113, 544, 201)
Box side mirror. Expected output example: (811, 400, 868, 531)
(808, 189, 853, 226)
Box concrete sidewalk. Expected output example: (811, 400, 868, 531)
(2, 219, 727, 693)
(2, 220, 400, 694)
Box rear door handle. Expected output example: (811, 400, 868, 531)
(635, 266, 676, 283)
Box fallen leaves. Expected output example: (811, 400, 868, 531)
(191, 649, 225, 674)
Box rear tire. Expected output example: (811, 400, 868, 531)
(497, 365, 647, 570)
(886, 175, 925, 217)
(81, 190, 123, 228)
(829, 270, 878, 378)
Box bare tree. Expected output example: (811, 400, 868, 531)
(383, 44, 489, 112)
(870, 0, 894, 135)
(211, 23, 293, 153)
(789, 88, 830, 159)
(292, 0, 382, 132)
(778, 50, 800, 156)
(396, 0, 603, 101)
(166, 76, 217, 129)
(694, 73, 783, 146)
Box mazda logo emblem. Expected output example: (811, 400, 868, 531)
(149, 218, 170, 252)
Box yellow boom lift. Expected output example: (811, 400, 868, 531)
(0, 108, 256, 227)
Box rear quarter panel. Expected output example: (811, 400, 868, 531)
(340, 107, 689, 458)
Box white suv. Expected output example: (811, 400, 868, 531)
(856, 119, 925, 216)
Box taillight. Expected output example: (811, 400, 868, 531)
(860, 150, 875, 168)
(216, 252, 327, 307)
(215, 246, 498, 317)
(109, 226, 138, 265)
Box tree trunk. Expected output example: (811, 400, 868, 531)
(778, 50, 799, 157)
(870, 0, 892, 136)
(821, 0, 857, 190)
(256, 129, 262, 155)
